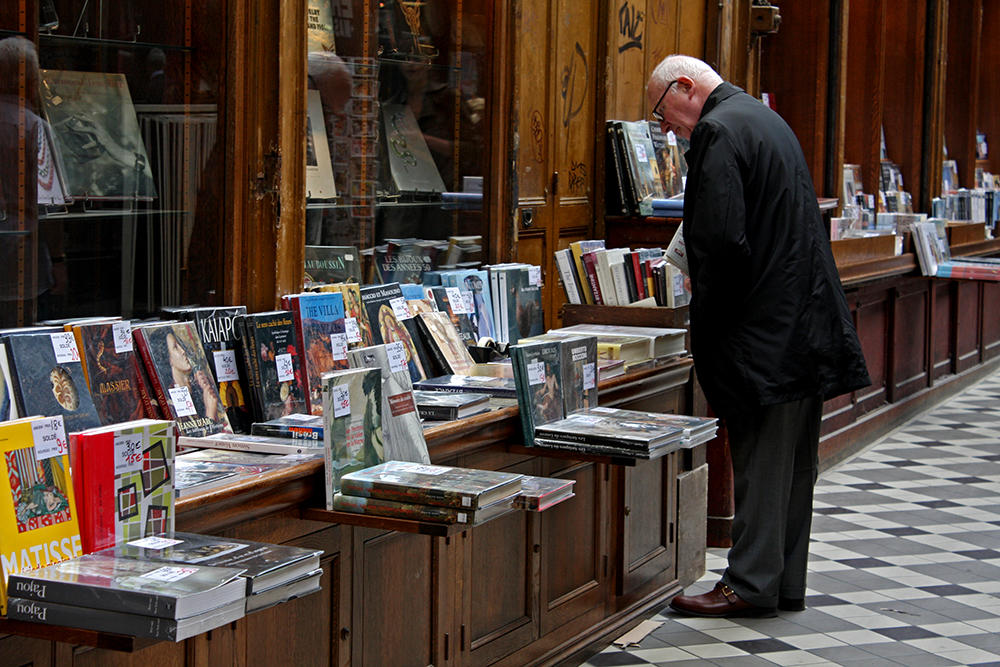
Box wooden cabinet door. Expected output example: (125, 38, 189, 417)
(616, 454, 678, 600)
(0, 635, 52, 667)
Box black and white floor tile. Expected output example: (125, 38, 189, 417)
(575, 372, 1000, 666)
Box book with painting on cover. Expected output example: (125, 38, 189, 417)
(287, 291, 349, 415)
(250, 413, 324, 442)
(178, 432, 323, 456)
(68, 419, 175, 555)
(515, 475, 576, 511)
(339, 461, 523, 510)
(0, 416, 84, 615)
(346, 344, 430, 465)
(439, 269, 495, 339)
(412, 374, 518, 398)
(648, 123, 685, 197)
(533, 408, 685, 451)
(518, 333, 598, 417)
(71, 320, 145, 426)
(510, 339, 565, 446)
(416, 311, 477, 377)
(322, 367, 384, 506)
(7, 552, 246, 619)
(332, 491, 516, 525)
(508, 265, 545, 344)
(172, 306, 253, 434)
(426, 287, 478, 345)
(359, 283, 429, 383)
(237, 311, 308, 421)
(304, 246, 362, 285)
(412, 390, 490, 421)
(133, 322, 232, 438)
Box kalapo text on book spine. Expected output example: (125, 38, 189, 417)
(182, 307, 253, 434)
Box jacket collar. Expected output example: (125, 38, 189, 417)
(699, 81, 743, 120)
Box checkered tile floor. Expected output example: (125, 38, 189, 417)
(574, 372, 1000, 666)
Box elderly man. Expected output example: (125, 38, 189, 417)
(647, 55, 870, 617)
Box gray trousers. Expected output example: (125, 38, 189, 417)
(720, 395, 823, 608)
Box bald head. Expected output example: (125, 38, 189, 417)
(646, 55, 724, 140)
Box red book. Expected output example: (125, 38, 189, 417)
(630, 251, 647, 300)
(581, 251, 604, 305)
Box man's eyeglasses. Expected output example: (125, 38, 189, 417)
(651, 79, 678, 123)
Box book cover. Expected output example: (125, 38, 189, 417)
(4, 332, 101, 433)
(0, 416, 84, 615)
(339, 461, 523, 510)
(515, 475, 576, 512)
(72, 321, 145, 426)
(648, 123, 685, 197)
(306, 0, 336, 52)
(556, 335, 598, 416)
(569, 240, 606, 305)
(338, 282, 376, 348)
(133, 322, 232, 438)
(665, 222, 689, 275)
(40, 70, 157, 201)
(531, 436, 667, 460)
(381, 103, 447, 194)
(416, 311, 477, 376)
(175, 306, 253, 434)
(359, 283, 429, 383)
(533, 408, 685, 450)
(174, 468, 239, 499)
(305, 89, 337, 199)
(250, 414, 324, 443)
(332, 491, 515, 526)
(413, 374, 518, 398)
(322, 367, 384, 506)
(412, 390, 490, 421)
(553, 249, 584, 305)
(552, 324, 686, 358)
(346, 344, 430, 465)
(595, 335, 652, 363)
(238, 311, 308, 421)
(510, 340, 565, 447)
(0, 341, 15, 421)
(291, 292, 349, 415)
(374, 239, 434, 285)
(427, 286, 478, 345)
(439, 269, 495, 339)
(69, 419, 175, 555)
(611, 122, 639, 214)
(580, 251, 604, 305)
(621, 120, 664, 213)
(304, 245, 362, 285)
(178, 433, 323, 456)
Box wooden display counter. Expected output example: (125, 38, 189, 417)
(0, 358, 704, 667)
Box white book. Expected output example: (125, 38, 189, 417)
(593, 249, 618, 306)
(554, 249, 583, 305)
(607, 248, 633, 305)
(665, 222, 689, 275)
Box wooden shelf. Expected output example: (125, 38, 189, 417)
(301, 507, 473, 536)
(0, 618, 159, 652)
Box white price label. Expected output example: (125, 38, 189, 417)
(31, 416, 67, 461)
(112, 321, 133, 353)
(583, 362, 596, 390)
(386, 341, 408, 374)
(445, 288, 467, 313)
(390, 297, 412, 321)
(330, 333, 348, 360)
(275, 353, 295, 382)
(344, 317, 362, 343)
(332, 384, 351, 418)
(405, 464, 449, 475)
(49, 332, 80, 364)
(667, 130, 678, 146)
(127, 536, 184, 550)
(461, 292, 475, 317)
(213, 350, 239, 382)
(114, 432, 144, 474)
(527, 361, 546, 386)
(169, 386, 197, 417)
(142, 566, 198, 582)
(634, 144, 648, 162)
(528, 266, 542, 286)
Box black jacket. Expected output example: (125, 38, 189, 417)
(682, 82, 870, 419)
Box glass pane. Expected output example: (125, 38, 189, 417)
(0, 0, 226, 327)
(304, 0, 491, 285)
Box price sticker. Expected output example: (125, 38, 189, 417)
(527, 361, 546, 386)
(49, 332, 80, 364)
(31, 416, 67, 461)
(583, 362, 596, 390)
(332, 384, 351, 418)
(407, 464, 449, 475)
(528, 266, 542, 286)
(390, 297, 412, 321)
(461, 292, 475, 317)
(386, 341, 408, 374)
(330, 333, 348, 361)
(142, 566, 198, 582)
(112, 321, 133, 353)
(445, 288, 467, 313)
(114, 431, 144, 474)
(275, 353, 295, 382)
(667, 130, 678, 146)
(213, 350, 239, 382)
(344, 317, 362, 343)
(634, 144, 648, 162)
(127, 536, 184, 550)
(169, 386, 197, 417)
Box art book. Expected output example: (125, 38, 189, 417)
(0, 416, 84, 615)
(359, 282, 429, 383)
(250, 413, 324, 442)
(381, 103, 447, 194)
(426, 286, 478, 345)
(439, 269, 495, 339)
(346, 344, 430, 464)
(515, 475, 576, 512)
(416, 311, 477, 376)
(71, 320, 145, 426)
(332, 492, 515, 526)
(3, 331, 101, 433)
(322, 367, 384, 506)
(68, 419, 175, 554)
(304, 245, 362, 285)
(287, 292, 349, 414)
(533, 408, 685, 452)
(510, 340, 565, 447)
(339, 461, 523, 510)
(133, 322, 232, 438)
(238, 311, 308, 421)
(173, 306, 253, 434)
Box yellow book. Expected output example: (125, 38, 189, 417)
(0, 416, 83, 615)
(595, 336, 651, 364)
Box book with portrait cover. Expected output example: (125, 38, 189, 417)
(439, 268, 495, 340)
(68, 419, 175, 555)
(133, 322, 232, 438)
(520, 332, 599, 416)
(237, 311, 308, 421)
(416, 311, 477, 376)
(288, 291, 349, 415)
(332, 491, 516, 526)
(510, 340, 565, 447)
(339, 461, 523, 510)
(426, 287, 478, 345)
(346, 344, 430, 465)
(0, 416, 84, 615)
(172, 306, 253, 434)
(71, 320, 144, 426)
(359, 282, 429, 383)
(3, 332, 101, 433)
(321, 367, 384, 506)
(304, 246, 361, 285)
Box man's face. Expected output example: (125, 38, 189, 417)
(647, 77, 699, 141)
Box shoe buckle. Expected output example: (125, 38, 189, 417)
(720, 584, 737, 602)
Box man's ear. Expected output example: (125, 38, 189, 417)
(676, 76, 696, 97)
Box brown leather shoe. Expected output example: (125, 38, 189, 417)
(669, 582, 777, 618)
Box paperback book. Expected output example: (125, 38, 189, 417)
(322, 367, 384, 505)
(238, 311, 308, 421)
(178, 432, 324, 456)
(72, 320, 145, 425)
(339, 461, 523, 510)
(412, 374, 518, 398)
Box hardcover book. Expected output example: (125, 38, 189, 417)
(238, 311, 308, 421)
(412, 390, 490, 421)
(439, 269, 495, 339)
(4, 332, 101, 433)
(339, 461, 523, 510)
(508, 265, 545, 343)
(250, 414, 324, 442)
(68, 419, 175, 554)
(412, 374, 518, 398)
(322, 367, 384, 505)
(416, 311, 477, 376)
(346, 344, 430, 465)
(426, 287, 478, 345)
(515, 475, 576, 511)
(0, 416, 84, 615)
(173, 306, 253, 434)
(530, 436, 669, 460)
(533, 408, 685, 451)
(72, 320, 145, 425)
(381, 103, 447, 194)
(568, 240, 606, 305)
(304, 245, 362, 285)
(174, 468, 239, 499)
(551, 324, 686, 359)
(338, 282, 376, 348)
(133, 322, 232, 438)
(510, 340, 565, 446)
(332, 491, 516, 525)
(289, 292, 349, 414)
(359, 282, 429, 382)
(177, 432, 324, 456)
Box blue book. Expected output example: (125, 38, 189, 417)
(439, 269, 495, 340)
(291, 291, 347, 414)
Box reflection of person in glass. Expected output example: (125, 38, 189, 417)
(166, 331, 220, 422)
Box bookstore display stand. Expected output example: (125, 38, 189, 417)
(302, 508, 481, 537)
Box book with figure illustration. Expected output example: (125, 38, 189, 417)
(510, 339, 564, 447)
(359, 282, 430, 382)
(322, 367, 384, 505)
(533, 408, 685, 452)
(237, 311, 308, 421)
(426, 287, 478, 345)
(286, 291, 349, 415)
(339, 460, 523, 510)
(71, 320, 145, 426)
(439, 269, 495, 339)
(416, 311, 477, 377)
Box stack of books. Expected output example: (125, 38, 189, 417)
(533, 408, 688, 459)
(412, 390, 491, 421)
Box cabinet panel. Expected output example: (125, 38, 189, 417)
(853, 286, 889, 412)
(931, 281, 954, 380)
(0, 634, 51, 667)
(982, 282, 1000, 360)
(618, 454, 676, 598)
(65, 641, 184, 667)
(955, 281, 982, 372)
(890, 281, 930, 401)
(514, 0, 554, 200)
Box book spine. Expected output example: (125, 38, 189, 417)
(606, 123, 628, 216)
(339, 478, 477, 510)
(554, 249, 583, 305)
(414, 404, 459, 420)
(6, 576, 178, 618)
(333, 493, 467, 524)
(238, 317, 264, 422)
(569, 244, 595, 305)
(6, 597, 180, 641)
(580, 252, 604, 305)
(178, 437, 319, 455)
(531, 428, 655, 450)
(133, 331, 174, 424)
(594, 250, 618, 306)
(532, 437, 654, 459)
(615, 124, 639, 214)
(3, 341, 27, 417)
(609, 256, 633, 305)
(414, 315, 451, 377)
(249, 422, 324, 442)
